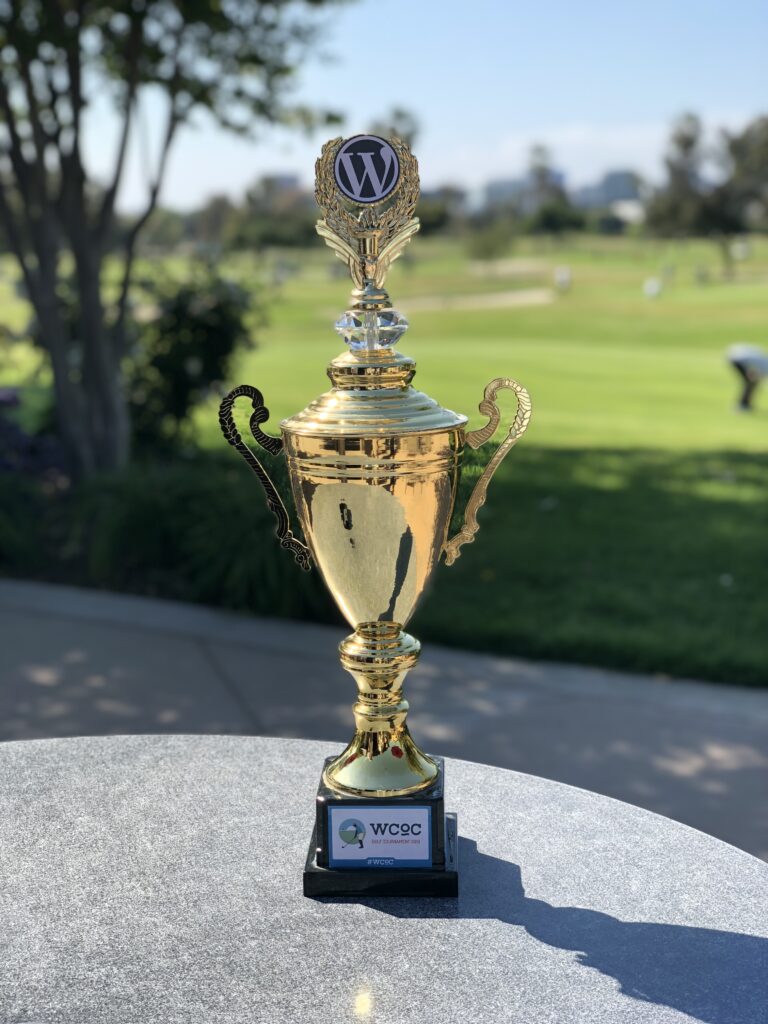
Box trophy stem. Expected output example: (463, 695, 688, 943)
(323, 622, 438, 798)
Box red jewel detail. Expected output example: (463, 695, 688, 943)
(391, 746, 403, 759)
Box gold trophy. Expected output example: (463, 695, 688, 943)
(219, 135, 531, 896)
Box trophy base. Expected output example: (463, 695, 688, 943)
(304, 814, 458, 897)
(303, 756, 458, 898)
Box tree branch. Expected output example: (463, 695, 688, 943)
(49, 0, 83, 164)
(112, 101, 180, 346)
(39, 58, 65, 147)
(16, 57, 49, 193)
(0, 75, 55, 277)
(0, 77, 37, 213)
(96, 14, 144, 242)
(0, 177, 39, 305)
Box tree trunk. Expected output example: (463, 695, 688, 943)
(30, 238, 130, 479)
(37, 290, 95, 479)
(74, 244, 131, 472)
(30, 228, 96, 478)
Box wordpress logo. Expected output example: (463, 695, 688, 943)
(334, 135, 400, 204)
(338, 818, 366, 849)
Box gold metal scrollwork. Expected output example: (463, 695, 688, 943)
(443, 377, 532, 566)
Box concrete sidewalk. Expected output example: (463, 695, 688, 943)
(0, 579, 766, 859)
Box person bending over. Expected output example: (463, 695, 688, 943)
(726, 344, 768, 411)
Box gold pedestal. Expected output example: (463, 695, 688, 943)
(327, 622, 434, 796)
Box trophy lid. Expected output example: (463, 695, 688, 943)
(281, 135, 466, 439)
(282, 355, 466, 437)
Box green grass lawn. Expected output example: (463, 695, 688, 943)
(189, 235, 768, 453)
(2, 235, 767, 684)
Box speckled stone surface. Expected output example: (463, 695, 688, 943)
(0, 735, 766, 1024)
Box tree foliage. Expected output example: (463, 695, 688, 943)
(369, 106, 419, 147)
(722, 116, 768, 232)
(231, 174, 316, 249)
(128, 265, 258, 451)
(646, 113, 768, 268)
(528, 143, 566, 207)
(527, 200, 585, 235)
(0, 0, 342, 477)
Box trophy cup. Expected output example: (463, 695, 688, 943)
(219, 135, 531, 897)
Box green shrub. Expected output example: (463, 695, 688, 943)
(0, 475, 47, 573)
(63, 456, 335, 620)
(128, 267, 263, 451)
(465, 220, 515, 261)
(0, 446, 487, 622)
(3, 444, 768, 687)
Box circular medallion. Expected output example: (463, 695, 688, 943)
(338, 818, 366, 848)
(333, 135, 400, 204)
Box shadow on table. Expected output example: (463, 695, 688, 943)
(341, 838, 768, 1024)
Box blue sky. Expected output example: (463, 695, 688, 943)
(89, 0, 768, 212)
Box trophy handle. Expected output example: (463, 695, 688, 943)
(443, 377, 532, 566)
(218, 384, 313, 572)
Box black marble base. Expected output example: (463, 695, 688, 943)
(303, 757, 459, 897)
(304, 813, 458, 897)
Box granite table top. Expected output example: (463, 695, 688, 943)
(0, 734, 766, 1024)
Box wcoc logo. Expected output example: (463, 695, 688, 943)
(338, 818, 366, 849)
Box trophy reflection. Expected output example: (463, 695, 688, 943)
(219, 134, 531, 895)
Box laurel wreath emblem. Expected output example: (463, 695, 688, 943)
(314, 136, 421, 290)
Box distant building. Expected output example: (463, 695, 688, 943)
(421, 185, 468, 216)
(484, 168, 566, 214)
(250, 173, 313, 211)
(260, 174, 301, 194)
(573, 170, 641, 209)
(484, 178, 527, 209)
(541, 168, 566, 192)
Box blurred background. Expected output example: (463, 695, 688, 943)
(0, 1, 766, 854)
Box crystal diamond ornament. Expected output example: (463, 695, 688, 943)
(334, 309, 409, 350)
